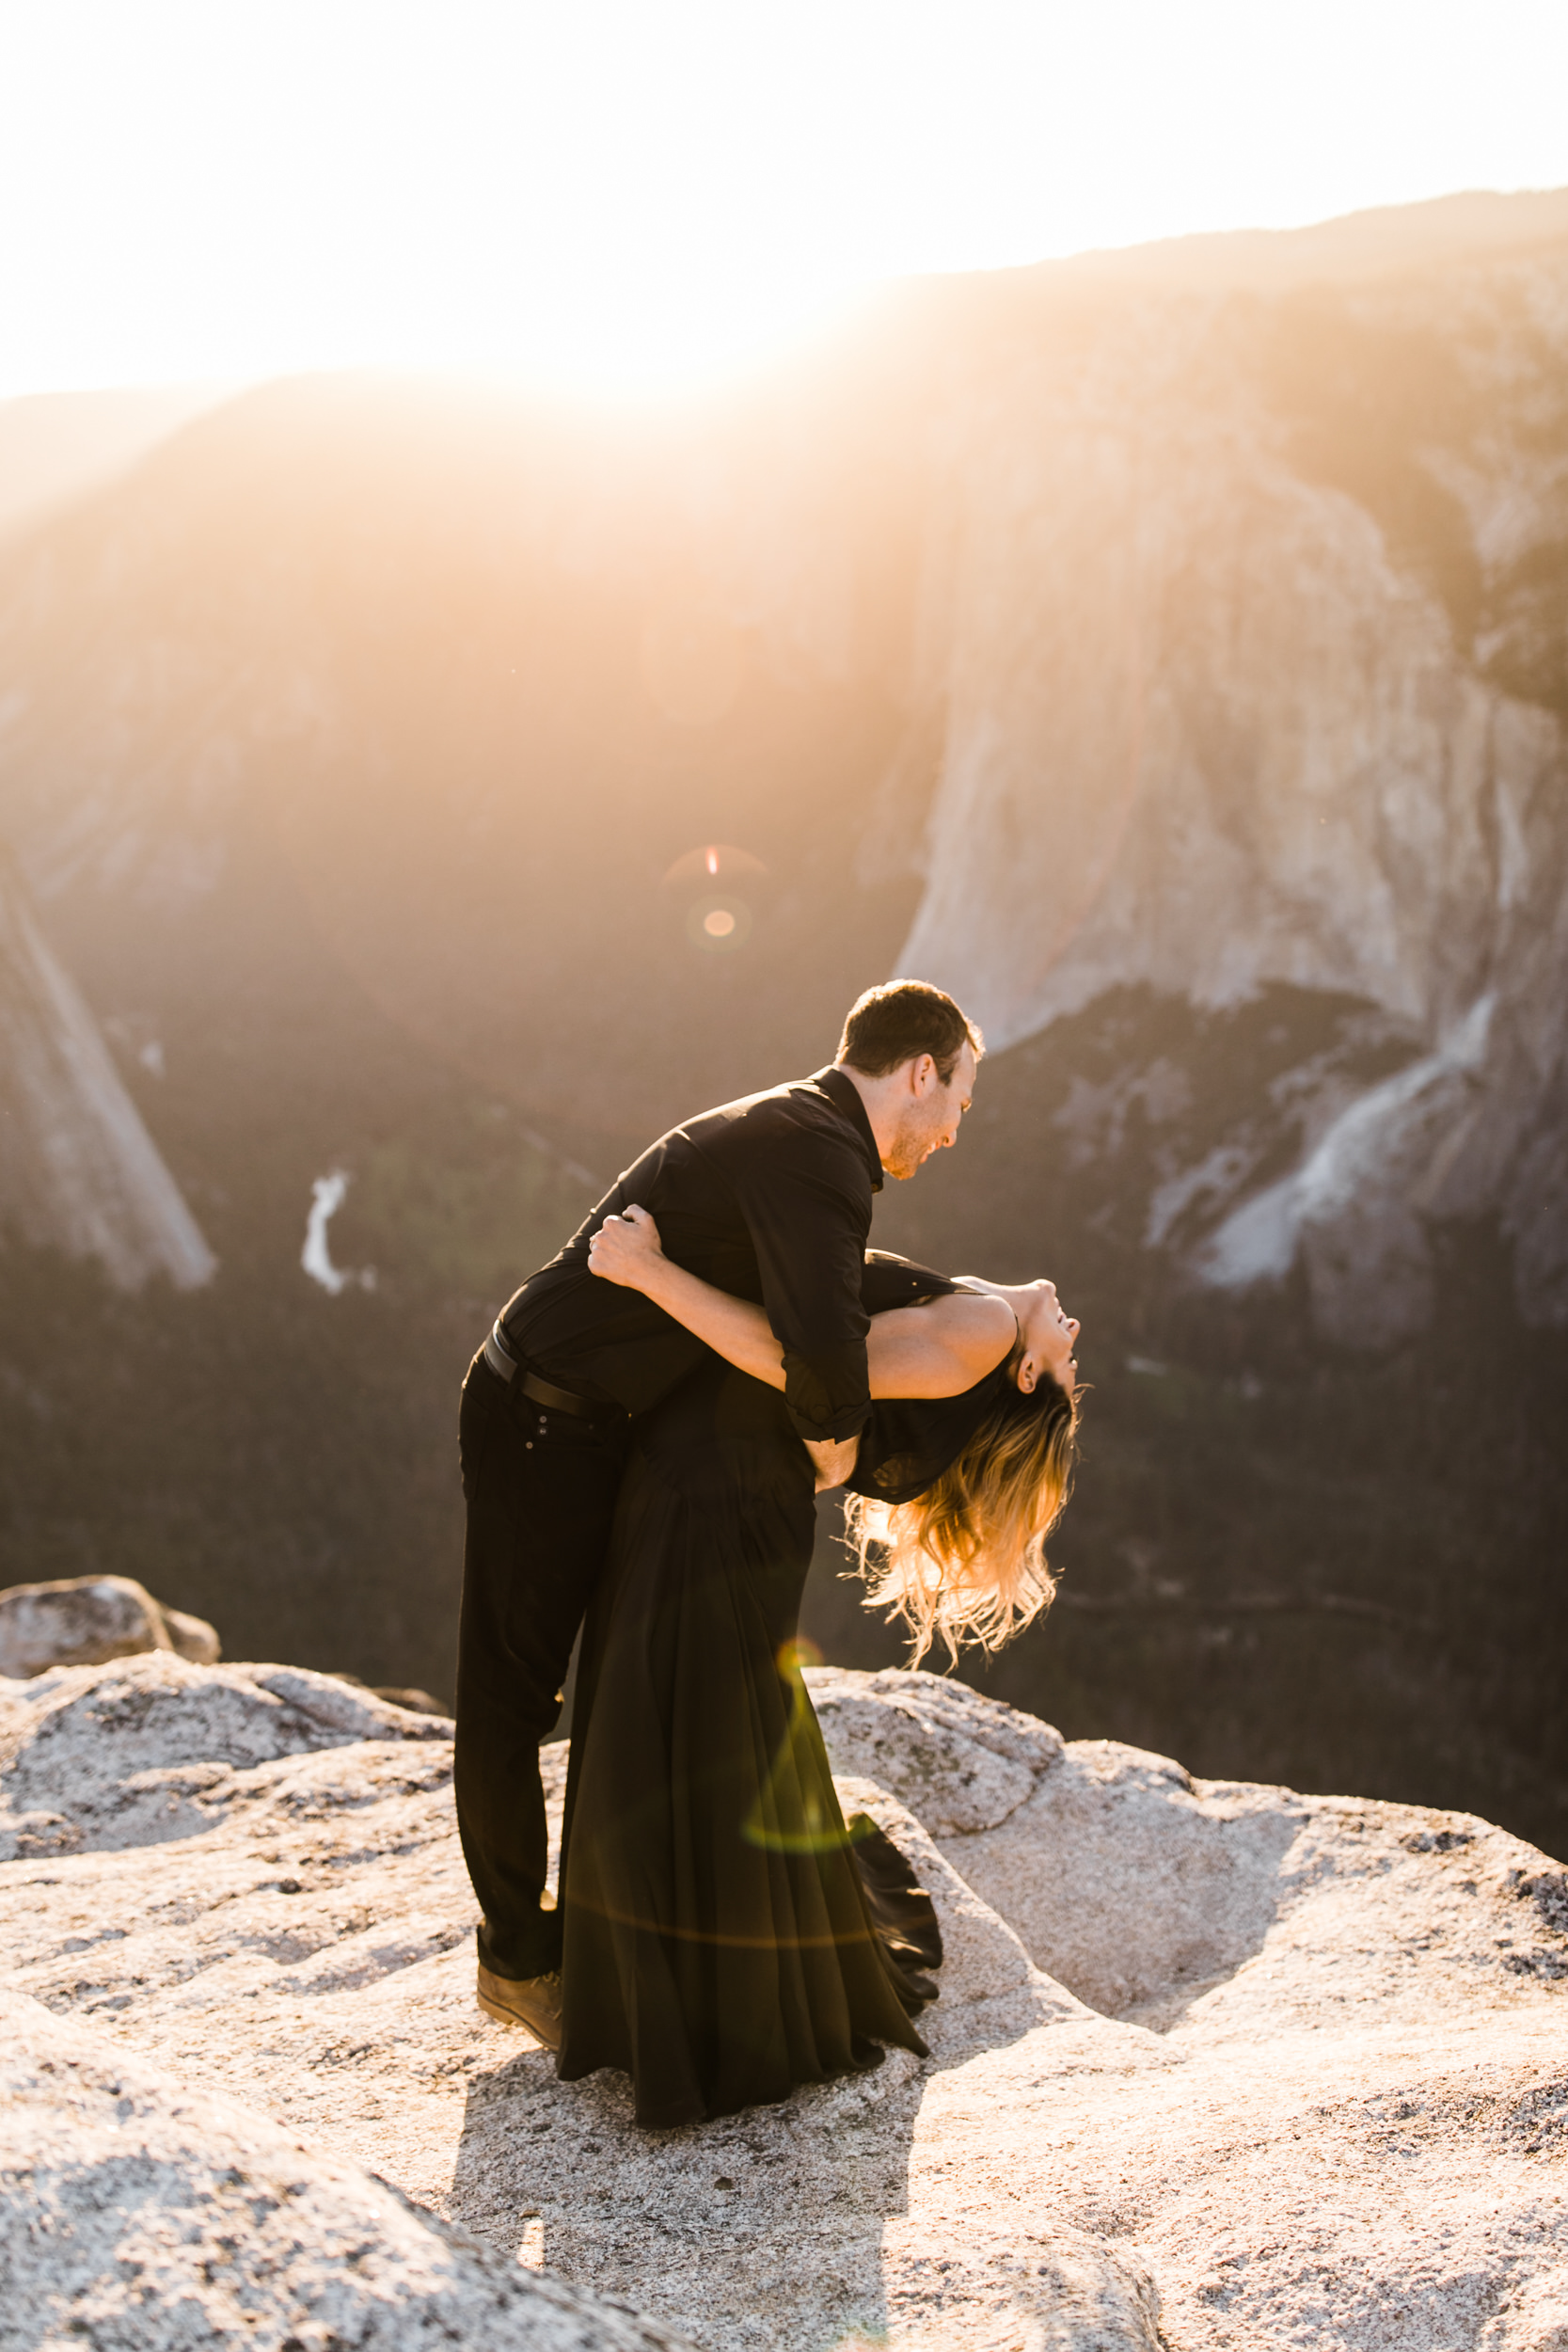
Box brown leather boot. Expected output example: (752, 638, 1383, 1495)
(476, 1962, 562, 2049)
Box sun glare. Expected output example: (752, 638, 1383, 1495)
(0, 0, 1566, 400)
(490, 281, 870, 402)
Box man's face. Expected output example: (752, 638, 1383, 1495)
(882, 1041, 978, 1181)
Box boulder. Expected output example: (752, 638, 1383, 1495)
(0, 1651, 452, 1861)
(0, 1573, 219, 1679)
(330, 1668, 453, 1720)
(805, 1662, 1061, 1834)
(923, 1734, 1306, 2021)
(1, 1655, 1564, 2349)
(371, 1684, 451, 1717)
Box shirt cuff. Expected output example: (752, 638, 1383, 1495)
(782, 1344, 873, 1444)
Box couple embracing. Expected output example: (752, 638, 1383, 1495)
(455, 979, 1082, 2128)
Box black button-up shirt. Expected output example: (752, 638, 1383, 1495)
(499, 1067, 883, 1441)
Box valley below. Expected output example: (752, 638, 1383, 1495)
(1, 187, 1565, 1851)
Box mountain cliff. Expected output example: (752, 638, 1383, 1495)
(0, 852, 213, 1288)
(887, 254, 1568, 1343)
(0, 191, 1564, 1843)
(2, 215, 1564, 1340)
(0, 384, 227, 542)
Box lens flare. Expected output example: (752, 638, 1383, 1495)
(740, 1636, 862, 1855)
(686, 896, 752, 952)
(663, 843, 768, 883)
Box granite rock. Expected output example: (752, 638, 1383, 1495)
(805, 1663, 1062, 1834)
(1, 1985, 697, 2350)
(2, 1654, 1564, 2350)
(0, 854, 216, 1294)
(0, 1575, 220, 1681)
(0, 1651, 451, 1862)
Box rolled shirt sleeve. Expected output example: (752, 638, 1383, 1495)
(729, 1136, 875, 1443)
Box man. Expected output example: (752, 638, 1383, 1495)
(455, 977, 982, 2045)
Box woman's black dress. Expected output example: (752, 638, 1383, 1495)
(555, 1256, 1010, 2127)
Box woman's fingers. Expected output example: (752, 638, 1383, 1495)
(587, 1216, 639, 1282)
(586, 1204, 663, 1285)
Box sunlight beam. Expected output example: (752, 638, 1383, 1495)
(1, 0, 1565, 396)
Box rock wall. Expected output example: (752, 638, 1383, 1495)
(2, 203, 1565, 1341)
(0, 853, 214, 1289)
(3, 1652, 1563, 2348)
(886, 259, 1568, 1341)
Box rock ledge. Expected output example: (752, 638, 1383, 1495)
(2, 1653, 1564, 2349)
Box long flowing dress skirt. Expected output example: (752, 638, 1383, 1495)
(556, 1360, 938, 2127)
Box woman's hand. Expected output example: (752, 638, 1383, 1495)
(587, 1203, 665, 1289)
(581, 1223, 791, 1391)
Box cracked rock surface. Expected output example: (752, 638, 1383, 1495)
(2, 1652, 1565, 2349)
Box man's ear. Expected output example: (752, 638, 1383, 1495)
(910, 1052, 937, 1095)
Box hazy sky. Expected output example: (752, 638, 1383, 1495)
(2, 0, 1565, 398)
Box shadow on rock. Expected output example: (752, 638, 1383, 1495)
(445, 1773, 1085, 2350)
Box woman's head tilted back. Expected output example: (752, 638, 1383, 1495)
(845, 1363, 1080, 1667)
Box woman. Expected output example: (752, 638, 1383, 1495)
(554, 1213, 1080, 2127)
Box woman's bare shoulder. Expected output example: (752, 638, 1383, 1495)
(866, 1289, 1015, 1396)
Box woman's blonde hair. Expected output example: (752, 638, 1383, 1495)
(843, 1375, 1079, 1666)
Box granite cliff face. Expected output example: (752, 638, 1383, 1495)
(2, 1655, 1564, 2349)
(889, 262, 1568, 1344)
(0, 192, 1564, 1839)
(3, 207, 1564, 1340)
(0, 852, 214, 1288)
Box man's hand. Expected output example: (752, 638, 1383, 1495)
(805, 1434, 860, 1493)
(586, 1203, 665, 1288)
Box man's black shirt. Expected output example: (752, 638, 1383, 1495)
(499, 1067, 883, 1442)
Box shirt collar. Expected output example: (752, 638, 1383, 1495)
(811, 1066, 884, 1193)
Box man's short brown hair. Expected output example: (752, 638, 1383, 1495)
(836, 979, 984, 1084)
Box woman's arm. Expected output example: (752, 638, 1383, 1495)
(865, 1294, 1016, 1396)
(586, 1208, 1016, 1396)
(589, 1209, 788, 1386)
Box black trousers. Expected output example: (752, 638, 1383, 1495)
(454, 1349, 630, 1980)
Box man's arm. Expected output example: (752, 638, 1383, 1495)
(725, 1125, 877, 1444)
(586, 1207, 853, 1481)
(588, 1210, 1015, 1396)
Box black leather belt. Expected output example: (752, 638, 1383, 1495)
(483, 1322, 609, 1419)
